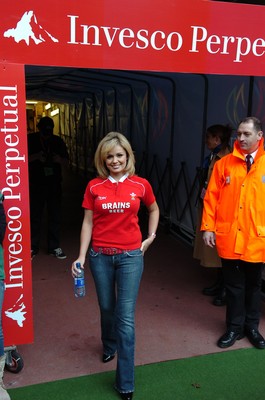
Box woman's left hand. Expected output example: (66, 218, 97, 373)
(140, 237, 155, 254)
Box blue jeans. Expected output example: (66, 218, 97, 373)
(0, 280, 4, 356)
(89, 248, 144, 393)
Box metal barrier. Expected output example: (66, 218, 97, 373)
(138, 153, 202, 246)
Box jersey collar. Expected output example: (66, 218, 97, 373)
(108, 173, 128, 183)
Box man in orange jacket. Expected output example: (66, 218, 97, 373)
(201, 116, 265, 349)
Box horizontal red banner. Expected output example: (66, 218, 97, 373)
(0, 0, 265, 76)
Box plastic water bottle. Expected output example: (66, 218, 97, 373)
(74, 262, 86, 297)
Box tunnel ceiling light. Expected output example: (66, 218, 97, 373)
(50, 108, 59, 116)
(26, 100, 38, 104)
(45, 103, 51, 110)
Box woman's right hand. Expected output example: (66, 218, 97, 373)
(71, 259, 85, 277)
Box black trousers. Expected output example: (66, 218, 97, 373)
(221, 259, 264, 332)
(30, 182, 62, 252)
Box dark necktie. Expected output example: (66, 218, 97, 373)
(246, 154, 253, 173)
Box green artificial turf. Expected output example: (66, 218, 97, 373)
(9, 348, 265, 400)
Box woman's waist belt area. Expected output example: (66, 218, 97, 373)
(93, 246, 131, 255)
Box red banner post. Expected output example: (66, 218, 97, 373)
(0, 63, 33, 346)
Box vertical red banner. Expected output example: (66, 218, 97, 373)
(0, 63, 33, 346)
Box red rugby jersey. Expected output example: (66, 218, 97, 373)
(82, 174, 156, 249)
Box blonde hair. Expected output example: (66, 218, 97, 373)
(94, 132, 135, 178)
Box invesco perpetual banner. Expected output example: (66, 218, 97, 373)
(0, 64, 33, 346)
(0, 0, 265, 76)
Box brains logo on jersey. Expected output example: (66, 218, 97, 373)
(3, 10, 59, 45)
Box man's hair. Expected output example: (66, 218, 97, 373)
(239, 117, 262, 132)
(37, 116, 54, 130)
(207, 124, 233, 150)
(94, 132, 136, 178)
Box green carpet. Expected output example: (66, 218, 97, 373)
(8, 348, 265, 400)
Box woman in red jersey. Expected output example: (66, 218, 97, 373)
(72, 132, 159, 400)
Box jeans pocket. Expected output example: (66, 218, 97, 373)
(125, 249, 143, 257)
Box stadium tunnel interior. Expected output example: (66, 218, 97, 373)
(25, 65, 265, 247)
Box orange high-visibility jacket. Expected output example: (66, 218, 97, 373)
(201, 138, 265, 262)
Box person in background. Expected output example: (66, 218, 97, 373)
(28, 116, 69, 260)
(72, 132, 159, 400)
(193, 124, 232, 306)
(202, 117, 265, 349)
(0, 191, 11, 400)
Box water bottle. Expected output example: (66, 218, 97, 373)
(74, 262, 86, 297)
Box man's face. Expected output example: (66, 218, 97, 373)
(205, 132, 221, 151)
(236, 121, 263, 154)
(40, 124, 53, 138)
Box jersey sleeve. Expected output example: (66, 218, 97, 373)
(82, 182, 95, 210)
(142, 179, 156, 207)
